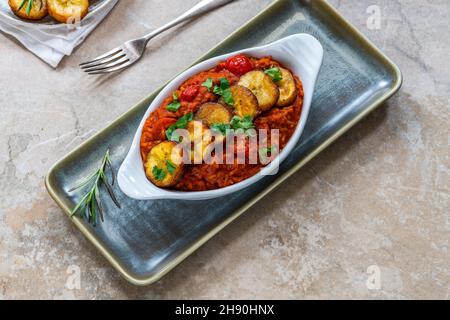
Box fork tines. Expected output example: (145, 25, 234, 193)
(79, 47, 131, 75)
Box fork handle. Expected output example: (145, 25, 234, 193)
(143, 0, 235, 42)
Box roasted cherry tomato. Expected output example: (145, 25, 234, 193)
(225, 54, 254, 76)
(180, 85, 200, 102)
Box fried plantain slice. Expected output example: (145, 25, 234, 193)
(238, 70, 279, 112)
(276, 67, 298, 107)
(47, 0, 89, 24)
(186, 121, 214, 164)
(9, 0, 48, 20)
(195, 103, 233, 127)
(145, 141, 184, 188)
(222, 85, 259, 118)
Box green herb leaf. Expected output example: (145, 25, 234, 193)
(26, 0, 33, 16)
(219, 77, 230, 90)
(230, 115, 255, 131)
(68, 170, 98, 192)
(259, 146, 273, 157)
(221, 89, 234, 106)
(265, 67, 283, 82)
(211, 123, 231, 135)
(213, 78, 231, 95)
(167, 102, 181, 112)
(212, 116, 254, 137)
(178, 112, 194, 125)
(259, 146, 278, 160)
(202, 78, 213, 91)
(101, 171, 121, 209)
(166, 112, 194, 141)
(166, 93, 181, 112)
(69, 149, 120, 226)
(70, 193, 89, 219)
(94, 185, 104, 223)
(166, 159, 176, 174)
(169, 130, 181, 143)
(213, 77, 234, 106)
(18, 0, 28, 11)
(152, 166, 167, 181)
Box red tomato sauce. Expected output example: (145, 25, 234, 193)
(140, 56, 304, 191)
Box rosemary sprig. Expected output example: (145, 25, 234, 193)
(18, 0, 34, 16)
(69, 150, 121, 226)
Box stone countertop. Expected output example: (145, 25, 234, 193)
(0, 0, 448, 299)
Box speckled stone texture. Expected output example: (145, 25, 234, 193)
(0, 0, 448, 299)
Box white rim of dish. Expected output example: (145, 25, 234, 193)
(119, 33, 324, 200)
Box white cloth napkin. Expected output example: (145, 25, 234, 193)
(0, 0, 119, 68)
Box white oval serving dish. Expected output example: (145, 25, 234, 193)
(118, 33, 323, 201)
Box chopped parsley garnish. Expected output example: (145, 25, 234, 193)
(221, 90, 234, 106)
(259, 146, 277, 159)
(202, 78, 213, 92)
(213, 78, 234, 106)
(166, 159, 176, 174)
(211, 116, 255, 136)
(152, 166, 166, 181)
(230, 115, 255, 131)
(211, 123, 231, 135)
(213, 78, 230, 92)
(264, 67, 283, 82)
(166, 93, 181, 112)
(166, 112, 194, 142)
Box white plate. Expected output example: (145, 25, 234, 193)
(118, 33, 323, 201)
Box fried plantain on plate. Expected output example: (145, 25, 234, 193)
(9, 0, 48, 20)
(47, 0, 89, 24)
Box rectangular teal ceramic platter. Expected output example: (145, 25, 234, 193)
(46, 0, 402, 285)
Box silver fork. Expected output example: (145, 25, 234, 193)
(80, 0, 234, 75)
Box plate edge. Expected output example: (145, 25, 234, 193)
(45, 0, 403, 286)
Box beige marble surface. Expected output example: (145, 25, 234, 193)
(0, 0, 449, 299)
